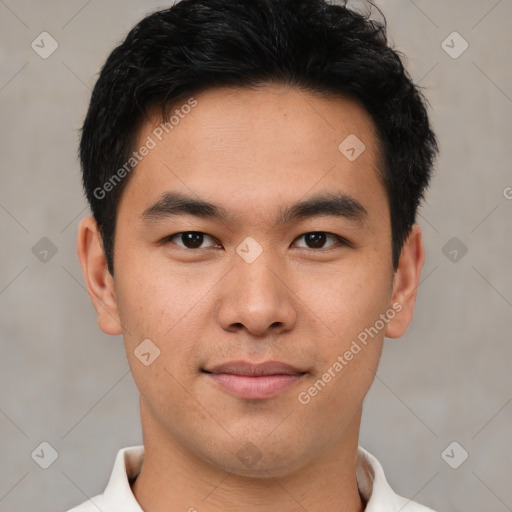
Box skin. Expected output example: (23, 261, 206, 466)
(77, 84, 424, 512)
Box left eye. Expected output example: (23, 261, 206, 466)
(166, 232, 220, 249)
(293, 232, 344, 249)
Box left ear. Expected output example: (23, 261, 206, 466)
(385, 224, 425, 339)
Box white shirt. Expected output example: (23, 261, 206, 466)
(66, 445, 437, 511)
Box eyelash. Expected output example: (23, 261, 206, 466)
(162, 231, 351, 251)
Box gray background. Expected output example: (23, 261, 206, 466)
(0, 0, 511, 511)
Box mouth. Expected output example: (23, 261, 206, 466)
(201, 360, 307, 400)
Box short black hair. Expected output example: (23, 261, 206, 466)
(79, 0, 439, 275)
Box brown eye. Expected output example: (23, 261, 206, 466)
(167, 232, 218, 249)
(293, 232, 345, 250)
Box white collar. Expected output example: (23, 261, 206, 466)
(72, 445, 435, 511)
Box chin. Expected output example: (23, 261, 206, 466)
(224, 457, 305, 480)
(201, 439, 309, 479)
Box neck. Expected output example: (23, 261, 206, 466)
(132, 399, 365, 512)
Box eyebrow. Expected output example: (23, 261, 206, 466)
(141, 191, 368, 226)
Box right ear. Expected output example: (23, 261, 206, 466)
(77, 216, 123, 336)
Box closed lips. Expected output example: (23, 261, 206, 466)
(201, 360, 306, 376)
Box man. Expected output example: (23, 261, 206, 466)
(69, 0, 439, 510)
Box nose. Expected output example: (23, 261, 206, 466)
(216, 250, 297, 337)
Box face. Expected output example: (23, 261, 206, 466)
(79, 84, 422, 478)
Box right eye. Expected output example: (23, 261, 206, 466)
(163, 231, 221, 250)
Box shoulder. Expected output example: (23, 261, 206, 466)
(64, 493, 106, 512)
(394, 495, 439, 512)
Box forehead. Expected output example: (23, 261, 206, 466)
(118, 84, 388, 228)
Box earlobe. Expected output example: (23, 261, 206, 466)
(77, 216, 123, 336)
(384, 224, 425, 339)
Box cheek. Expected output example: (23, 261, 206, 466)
(115, 255, 195, 334)
(294, 260, 392, 418)
(114, 274, 201, 410)
(294, 260, 393, 345)
(114, 260, 212, 379)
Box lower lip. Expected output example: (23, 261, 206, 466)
(203, 372, 305, 399)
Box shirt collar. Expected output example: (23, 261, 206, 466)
(356, 446, 402, 511)
(103, 445, 144, 511)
